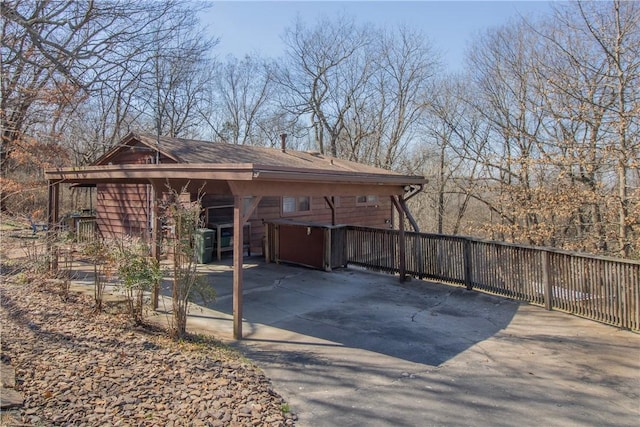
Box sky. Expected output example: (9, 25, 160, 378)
(200, 1, 555, 72)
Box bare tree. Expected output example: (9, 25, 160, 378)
(140, 21, 216, 139)
(0, 0, 210, 210)
(467, 19, 560, 244)
(344, 26, 437, 169)
(542, 0, 640, 257)
(451, 1, 639, 258)
(278, 15, 372, 156)
(416, 76, 489, 234)
(1, 0, 181, 165)
(201, 55, 275, 145)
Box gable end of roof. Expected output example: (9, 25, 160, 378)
(92, 132, 182, 165)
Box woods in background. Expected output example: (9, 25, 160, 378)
(2, 1, 638, 259)
(416, 1, 639, 259)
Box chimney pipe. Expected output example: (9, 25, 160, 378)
(280, 133, 287, 153)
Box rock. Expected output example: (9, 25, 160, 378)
(1, 363, 16, 388)
(0, 281, 294, 425)
(0, 387, 24, 409)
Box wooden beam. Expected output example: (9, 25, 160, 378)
(398, 197, 420, 232)
(324, 196, 336, 225)
(149, 180, 162, 309)
(242, 196, 262, 224)
(45, 163, 426, 188)
(228, 180, 404, 197)
(47, 181, 60, 272)
(232, 195, 244, 339)
(45, 164, 256, 182)
(391, 196, 407, 282)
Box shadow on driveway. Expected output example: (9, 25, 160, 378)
(161, 257, 639, 427)
(186, 258, 519, 366)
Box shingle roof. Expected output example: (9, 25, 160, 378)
(122, 132, 403, 176)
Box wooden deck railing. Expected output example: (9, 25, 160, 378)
(345, 226, 640, 331)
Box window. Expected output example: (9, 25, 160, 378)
(282, 196, 311, 214)
(356, 195, 378, 206)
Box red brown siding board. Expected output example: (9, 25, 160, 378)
(184, 194, 393, 257)
(97, 182, 394, 252)
(105, 143, 177, 165)
(239, 196, 392, 255)
(97, 183, 150, 239)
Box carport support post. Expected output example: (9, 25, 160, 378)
(391, 196, 407, 283)
(47, 180, 60, 272)
(149, 181, 161, 309)
(233, 195, 244, 339)
(228, 193, 262, 340)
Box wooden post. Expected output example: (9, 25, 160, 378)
(150, 181, 161, 309)
(391, 196, 406, 282)
(399, 196, 422, 274)
(542, 250, 552, 311)
(463, 239, 473, 290)
(233, 195, 244, 339)
(264, 222, 271, 263)
(230, 194, 262, 339)
(324, 227, 332, 272)
(47, 181, 60, 272)
(274, 224, 280, 264)
(324, 196, 336, 226)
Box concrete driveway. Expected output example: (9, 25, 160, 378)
(171, 258, 639, 427)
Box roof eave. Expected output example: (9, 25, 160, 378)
(44, 163, 427, 188)
(44, 163, 255, 183)
(251, 169, 426, 186)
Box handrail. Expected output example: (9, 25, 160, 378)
(344, 226, 639, 331)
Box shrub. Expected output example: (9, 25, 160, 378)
(115, 238, 162, 324)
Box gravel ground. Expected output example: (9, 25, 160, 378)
(0, 279, 296, 426)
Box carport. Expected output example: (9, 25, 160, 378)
(45, 158, 425, 339)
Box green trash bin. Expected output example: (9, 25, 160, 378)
(220, 229, 232, 248)
(194, 228, 214, 264)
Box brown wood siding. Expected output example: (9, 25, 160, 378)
(249, 196, 391, 228)
(246, 197, 391, 228)
(107, 144, 175, 165)
(97, 183, 150, 239)
(197, 195, 393, 257)
(242, 195, 393, 255)
(95, 144, 175, 239)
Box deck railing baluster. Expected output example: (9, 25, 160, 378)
(342, 226, 639, 332)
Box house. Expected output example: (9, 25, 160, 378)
(86, 132, 423, 252)
(45, 131, 426, 338)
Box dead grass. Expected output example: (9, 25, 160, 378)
(0, 213, 28, 231)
